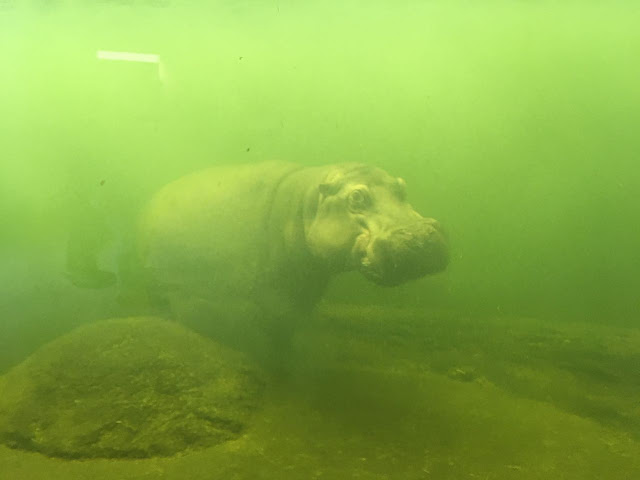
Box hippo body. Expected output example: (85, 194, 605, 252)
(137, 161, 448, 353)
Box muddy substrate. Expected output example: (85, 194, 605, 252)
(0, 306, 639, 479)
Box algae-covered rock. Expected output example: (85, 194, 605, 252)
(0, 317, 264, 459)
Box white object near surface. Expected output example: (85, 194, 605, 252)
(96, 50, 167, 84)
(97, 50, 160, 63)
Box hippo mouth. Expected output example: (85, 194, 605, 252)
(352, 230, 372, 265)
(354, 222, 448, 286)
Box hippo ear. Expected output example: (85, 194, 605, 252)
(318, 169, 344, 197)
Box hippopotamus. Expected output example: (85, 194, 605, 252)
(137, 161, 448, 356)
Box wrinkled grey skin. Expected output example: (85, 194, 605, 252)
(137, 162, 448, 353)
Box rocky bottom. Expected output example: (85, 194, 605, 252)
(0, 317, 263, 459)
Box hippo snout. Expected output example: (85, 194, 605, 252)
(361, 219, 449, 286)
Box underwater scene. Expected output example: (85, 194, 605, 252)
(1, 0, 639, 478)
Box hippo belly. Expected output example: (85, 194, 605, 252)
(139, 162, 299, 300)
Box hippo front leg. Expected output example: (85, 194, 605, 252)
(252, 287, 308, 370)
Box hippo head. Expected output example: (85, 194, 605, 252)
(305, 164, 448, 286)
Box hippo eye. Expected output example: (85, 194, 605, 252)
(348, 189, 370, 211)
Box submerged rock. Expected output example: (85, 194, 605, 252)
(0, 317, 263, 459)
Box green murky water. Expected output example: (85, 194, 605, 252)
(1, 1, 639, 478)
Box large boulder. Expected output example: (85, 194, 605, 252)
(0, 317, 263, 459)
